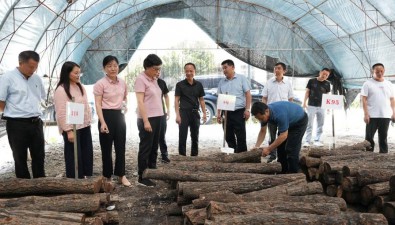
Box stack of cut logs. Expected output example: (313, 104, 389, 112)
(0, 177, 119, 225)
(143, 148, 388, 225)
(300, 140, 395, 224)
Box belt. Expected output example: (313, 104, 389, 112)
(180, 108, 199, 112)
(2, 116, 41, 123)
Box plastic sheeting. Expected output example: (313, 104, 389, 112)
(0, 0, 394, 89)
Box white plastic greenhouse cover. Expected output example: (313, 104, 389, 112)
(0, 0, 395, 89)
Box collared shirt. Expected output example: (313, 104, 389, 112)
(262, 76, 294, 104)
(217, 73, 251, 110)
(175, 79, 205, 110)
(93, 75, 128, 109)
(134, 72, 164, 118)
(54, 84, 92, 133)
(261, 101, 305, 133)
(0, 68, 45, 118)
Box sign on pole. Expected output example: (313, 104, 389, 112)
(217, 94, 236, 111)
(66, 101, 84, 179)
(66, 102, 84, 125)
(321, 94, 344, 150)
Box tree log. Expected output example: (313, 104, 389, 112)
(343, 163, 395, 177)
(375, 195, 391, 210)
(163, 161, 281, 174)
(356, 169, 395, 186)
(0, 177, 102, 197)
(0, 194, 101, 213)
(342, 191, 361, 204)
(143, 169, 272, 182)
(206, 201, 341, 219)
(300, 156, 321, 167)
(205, 211, 388, 225)
(307, 167, 318, 181)
(361, 181, 390, 205)
(241, 179, 322, 198)
(170, 149, 262, 163)
(342, 177, 360, 192)
(192, 191, 242, 209)
(307, 140, 371, 158)
(84, 217, 103, 225)
(184, 208, 206, 225)
(325, 184, 339, 197)
(383, 201, 395, 224)
(179, 173, 305, 199)
(0, 209, 84, 223)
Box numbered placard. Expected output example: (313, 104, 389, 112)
(321, 94, 344, 110)
(66, 102, 84, 124)
(217, 94, 236, 111)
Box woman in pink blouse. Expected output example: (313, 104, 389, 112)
(54, 61, 93, 179)
(94, 55, 130, 187)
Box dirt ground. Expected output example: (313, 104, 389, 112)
(0, 107, 394, 225)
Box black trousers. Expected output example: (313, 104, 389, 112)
(365, 118, 390, 153)
(137, 116, 161, 176)
(223, 108, 247, 153)
(277, 113, 308, 173)
(268, 123, 278, 158)
(178, 110, 200, 156)
(98, 110, 126, 178)
(6, 119, 45, 178)
(62, 126, 93, 178)
(159, 114, 168, 157)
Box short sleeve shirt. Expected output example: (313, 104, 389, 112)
(0, 68, 45, 118)
(306, 78, 331, 107)
(261, 101, 305, 133)
(175, 79, 205, 110)
(134, 72, 164, 118)
(261, 77, 294, 104)
(360, 78, 394, 118)
(93, 75, 128, 109)
(217, 74, 251, 110)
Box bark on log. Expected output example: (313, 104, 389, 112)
(0, 194, 101, 213)
(84, 217, 103, 225)
(342, 177, 360, 192)
(170, 150, 263, 163)
(343, 163, 395, 177)
(361, 181, 390, 205)
(307, 167, 318, 181)
(300, 156, 321, 167)
(205, 211, 388, 225)
(242, 179, 322, 198)
(143, 169, 272, 182)
(0, 216, 81, 225)
(192, 191, 242, 209)
(206, 201, 341, 219)
(0, 209, 84, 223)
(356, 169, 395, 187)
(163, 161, 281, 174)
(320, 151, 375, 163)
(383, 201, 395, 224)
(184, 208, 206, 225)
(323, 173, 336, 184)
(0, 177, 102, 196)
(179, 173, 305, 199)
(307, 140, 371, 158)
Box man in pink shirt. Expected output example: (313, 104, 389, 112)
(134, 54, 164, 187)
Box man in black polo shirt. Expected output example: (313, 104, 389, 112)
(174, 63, 206, 156)
(157, 75, 171, 163)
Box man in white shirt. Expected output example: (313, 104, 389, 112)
(261, 62, 294, 163)
(361, 63, 395, 153)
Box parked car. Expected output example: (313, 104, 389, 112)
(195, 75, 302, 124)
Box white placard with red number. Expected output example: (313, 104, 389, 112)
(321, 94, 344, 110)
(217, 94, 236, 111)
(66, 102, 84, 124)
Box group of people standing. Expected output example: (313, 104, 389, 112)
(0, 50, 394, 182)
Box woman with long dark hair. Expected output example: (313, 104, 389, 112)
(54, 61, 93, 178)
(94, 55, 130, 187)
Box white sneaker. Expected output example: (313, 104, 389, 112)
(314, 141, 324, 147)
(303, 142, 310, 147)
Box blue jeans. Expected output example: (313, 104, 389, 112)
(305, 106, 325, 143)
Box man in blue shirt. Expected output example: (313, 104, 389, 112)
(252, 101, 308, 173)
(216, 59, 251, 153)
(0, 50, 46, 178)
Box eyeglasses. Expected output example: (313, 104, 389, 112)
(151, 66, 161, 71)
